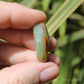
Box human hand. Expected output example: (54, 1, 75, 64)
(0, 1, 61, 84)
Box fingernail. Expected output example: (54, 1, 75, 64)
(56, 56, 61, 66)
(49, 37, 57, 51)
(40, 66, 59, 83)
(50, 37, 57, 44)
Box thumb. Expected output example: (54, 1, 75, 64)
(0, 62, 59, 84)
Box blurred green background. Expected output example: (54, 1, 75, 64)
(0, 0, 84, 84)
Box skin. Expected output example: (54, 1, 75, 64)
(0, 1, 61, 84)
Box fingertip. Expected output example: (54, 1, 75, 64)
(40, 64, 59, 83)
(29, 9, 47, 26)
(0, 1, 46, 29)
(47, 54, 61, 66)
(33, 9, 47, 21)
(6, 2, 47, 29)
(55, 56, 61, 66)
(49, 36, 57, 51)
(38, 10, 47, 22)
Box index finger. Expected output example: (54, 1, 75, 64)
(0, 1, 46, 29)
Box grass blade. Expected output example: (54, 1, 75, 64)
(46, 0, 84, 35)
(21, 0, 36, 7)
(42, 0, 51, 12)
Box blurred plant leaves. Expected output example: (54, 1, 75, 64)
(59, 21, 66, 46)
(0, 0, 84, 84)
(42, 0, 51, 12)
(57, 30, 84, 47)
(46, 0, 84, 35)
(71, 57, 81, 67)
(77, 61, 84, 84)
(69, 13, 84, 21)
(21, 0, 36, 7)
(49, 0, 65, 15)
(53, 44, 73, 84)
(69, 13, 84, 27)
(59, 21, 66, 38)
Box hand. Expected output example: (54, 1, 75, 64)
(0, 1, 61, 84)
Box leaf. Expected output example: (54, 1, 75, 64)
(69, 13, 84, 27)
(53, 44, 73, 84)
(0, 39, 7, 42)
(21, 0, 36, 7)
(49, 0, 65, 14)
(59, 20, 66, 38)
(42, 0, 51, 12)
(69, 13, 84, 21)
(46, 0, 84, 35)
(71, 57, 81, 67)
(77, 61, 84, 84)
(59, 21, 66, 46)
(57, 29, 84, 47)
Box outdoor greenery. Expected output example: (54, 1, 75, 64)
(0, 0, 84, 84)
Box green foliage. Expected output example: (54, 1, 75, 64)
(42, 0, 51, 12)
(0, 0, 84, 84)
(46, 0, 84, 35)
(21, 0, 36, 7)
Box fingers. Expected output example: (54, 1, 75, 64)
(49, 36, 57, 51)
(0, 29, 57, 50)
(0, 62, 59, 84)
(0, 1, 46, 29)
(0, 29, 35, 49)
(47, 54, 61, 66)
(0, 42, 60, 66)
(0, 42, 37, 65)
